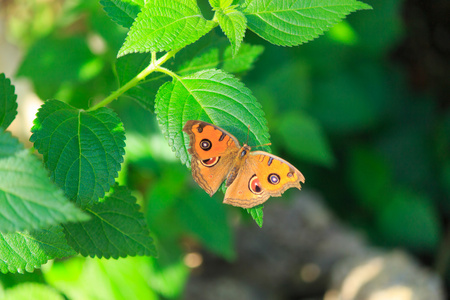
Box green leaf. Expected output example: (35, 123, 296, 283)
(238, 0, 371, 46)
(118, 0, 216, 56)
(277, 112, 335, 167)
(155, 68, 270, 167)
(30, 100, 125, 208)
(247, 205, 263, 227)
(3, 283, 64, 300)
(216, 8, 247, 56)
(63, 185, 157, 258)
(0, 132, 89, 233)
(177, 190, 234, 260)
(0, 226, 76, 274)
(376, 189, 441, 252)
(100, 0, 144, 28)
(0, 74, 17, 130)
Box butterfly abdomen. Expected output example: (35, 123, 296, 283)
(226, 167, 239, 187)
(226, 145, 251, 187)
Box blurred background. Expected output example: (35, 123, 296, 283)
(0, 0, 449, 299)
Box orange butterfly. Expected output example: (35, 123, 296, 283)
(183, 120, 305, 208)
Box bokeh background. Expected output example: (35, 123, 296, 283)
(0, 0, 449, 299)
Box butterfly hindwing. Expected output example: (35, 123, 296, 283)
(224, 151, 305, 208)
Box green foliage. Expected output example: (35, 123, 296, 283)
(0, 131, 88, 233)
(63, 185, 156, 258)
(30, 100, 126, 208)
(155, 68, 270, 166)
(2, 0, 401, 296)
(118, 0, 216, 56)
(0, 74, 17, 130)
(0, 226, 75, 274)
(238, 0, 371, 46)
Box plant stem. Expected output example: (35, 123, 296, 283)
(88, 48, 182, 111)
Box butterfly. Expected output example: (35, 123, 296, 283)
(183, 120, 305, 208)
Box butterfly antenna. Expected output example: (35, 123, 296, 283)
(253, 142, 272, 148)
(246, 124, 250, 145)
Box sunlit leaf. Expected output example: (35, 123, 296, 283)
(118, 0, 215, 56)
(0, 132, 88, 233)
(3, 283, 64, 300)
(216, 8, 247, 56)
(44, 257, 158, 300)
(100, 0, 144, 28)
(30, 100, 125, 208)
(238, 0, 371, 46)
(0, 226, 75, 274)
(63, 185, 157, 258)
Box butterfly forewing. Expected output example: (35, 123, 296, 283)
(183, 120, 240, 196)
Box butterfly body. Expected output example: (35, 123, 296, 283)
(183, 120, 305, 208)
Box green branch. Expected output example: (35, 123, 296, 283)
(88, 48, 182, 112)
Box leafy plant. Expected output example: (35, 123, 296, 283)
(0, 0, 371, 295)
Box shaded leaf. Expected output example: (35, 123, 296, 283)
(0, 132, 89, 233)
(377, 189, 441, 252)
(63, 185, 157, 258)
(30, 100, 125, 208)
(16, 36, 96, 100)
(0, 226, 75, 274)
(177, 189, 234, 260)
(216, 8, 247, 56)
(155, 68, 270, 167)
(100, 0, 144, 28)
(277, 112, 335, 167)
(118, 0, 215, 56)
(0, 73, 18, 130)
(239, 0, 371, 46)
(348, 147, 393, 211)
